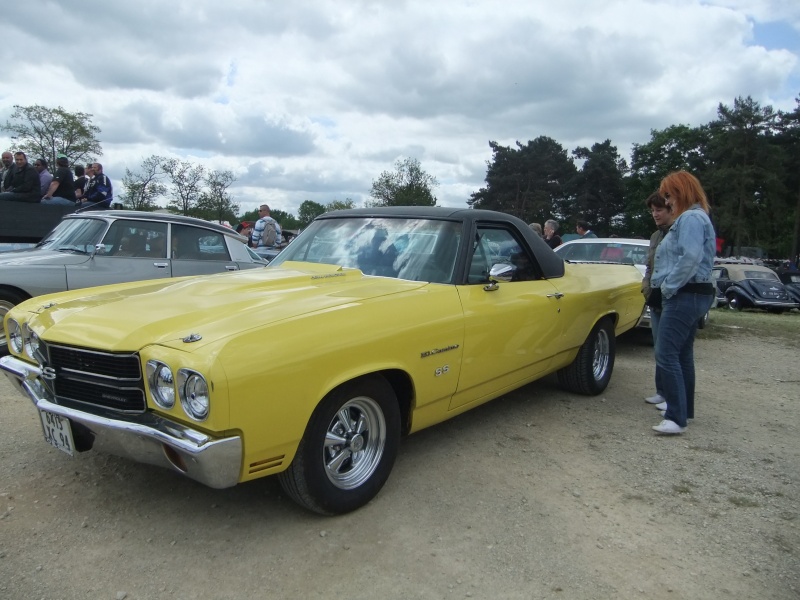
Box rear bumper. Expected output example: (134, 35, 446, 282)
(0, 355, 242, 489)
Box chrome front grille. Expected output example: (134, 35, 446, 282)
(42, 343, 146, 413)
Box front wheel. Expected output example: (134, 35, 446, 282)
(557, 319, 615, 395)
(278, 376, 401, 515)
(0, 290, 28, 351)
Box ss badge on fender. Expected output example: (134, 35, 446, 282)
(434, 365, 450, 377)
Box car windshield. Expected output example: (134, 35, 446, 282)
(269, 217, 462, 284)
(36, 218, 108, 253)
(555, 241, 646, 266)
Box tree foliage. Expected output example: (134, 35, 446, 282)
(571, 140, 628, 235)
(369, 157, 438, 207)
(120, 155, 167, 211)
(469, 137, 577, 227)
(327, 198, 356, 212)
(194, 170, 238, 223)
(161, 158, 206, 216)
(298, 200, 326, 226)
(1, 104, 102, 168)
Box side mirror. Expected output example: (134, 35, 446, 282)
(489, 262, 514, 283)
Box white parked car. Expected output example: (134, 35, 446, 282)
(554, 237, 713, 329)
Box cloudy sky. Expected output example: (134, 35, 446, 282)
(2, 0, 798, 217)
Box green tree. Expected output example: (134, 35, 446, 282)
(298, 200, 326, 226)
(469, 137, 577, 226)
(195, 170, 238, 223)
(706, 96, 784, 255)
(162, 158, 205, 216)
(572, 140, 628, 235)
(776, 96, 800, 261)
(626, 124, 711, 237)
(369, 157, 438, 207)
(1, 104, 102, 169)
(120, 155, 167, 211)
(327, 198, 356, 211)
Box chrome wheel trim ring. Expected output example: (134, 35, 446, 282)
(592, 328, 611, 381)
(0, 300, 14, 347)
(322, 396, 387, 490)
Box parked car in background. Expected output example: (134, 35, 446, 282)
(0, 211, 268, 348)
(713, 263, 798, 312)
(554, 237, 652, 328)
(1, 207, 643, 515)
(554, 237, 717, 329)
(776, 269, 800, 305)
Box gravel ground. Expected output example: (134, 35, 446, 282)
(0, 314, 798, 600)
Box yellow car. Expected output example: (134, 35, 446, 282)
(1, 207, 643, 514)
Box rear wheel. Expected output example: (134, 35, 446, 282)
(557, 319, 615, 395)
(726, 292, 743, 311)
(278, 376, 401, 515)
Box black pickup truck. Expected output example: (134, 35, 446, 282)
(0, 202, 78, 244)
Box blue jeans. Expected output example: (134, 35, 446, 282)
(654, 293, 714, 427)
(41, 197, 76, 206)
(650, 308, 665, 397)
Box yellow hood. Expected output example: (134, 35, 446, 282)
(20, 262, 428, 352)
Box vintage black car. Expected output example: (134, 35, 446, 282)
(713, 263, 798, 312)
(777, 269, 800, 304)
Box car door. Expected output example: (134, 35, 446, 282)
(66, 219, 172, 290)
(449, 223, 564, 411)
(169, 224, 243, 276)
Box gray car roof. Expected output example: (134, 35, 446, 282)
(66, 211, 245, 240)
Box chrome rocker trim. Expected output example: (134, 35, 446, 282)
(0, 355, 242, 489)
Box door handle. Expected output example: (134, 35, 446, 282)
(225, 265, 239, 271)
(153, 262, 169, 269)
(546, 292, 564, 299)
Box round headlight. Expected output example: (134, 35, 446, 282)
(179, 369, 209, 421)
(146, 360, 175, 409)
(25, 329, 41, 361)
(7, 319, 23, 354)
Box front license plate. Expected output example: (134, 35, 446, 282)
(39, 410, 75, 456)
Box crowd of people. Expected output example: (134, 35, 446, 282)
(0, 150, 113, 209)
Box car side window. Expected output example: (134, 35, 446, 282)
(101, 220, 168, 258)
(171, 225, 231, 261)
(468, 226, 536, 283)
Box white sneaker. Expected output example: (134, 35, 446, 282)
(652, 419, 686, 435)
(655, 401, 667, 411)
(645, 394, 665, 405)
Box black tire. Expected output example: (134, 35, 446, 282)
(698, 310, 710, 329)
(278, 375, 401, 515)
(557, 318, 615, 395)
(0, 290, 28, 351)
(727, 292, 743, 311)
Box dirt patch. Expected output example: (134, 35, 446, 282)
(1, 315, 798, 599)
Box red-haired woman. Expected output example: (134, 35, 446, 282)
(649, 171, 716, 434)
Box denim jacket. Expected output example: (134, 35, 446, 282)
(651, 205, 716, 299)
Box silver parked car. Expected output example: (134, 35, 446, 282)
(0, 211, 268, 347)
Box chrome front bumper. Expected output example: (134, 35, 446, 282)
(0, 355, 242, 489)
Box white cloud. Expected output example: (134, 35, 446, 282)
(2, 0, 797, 216)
